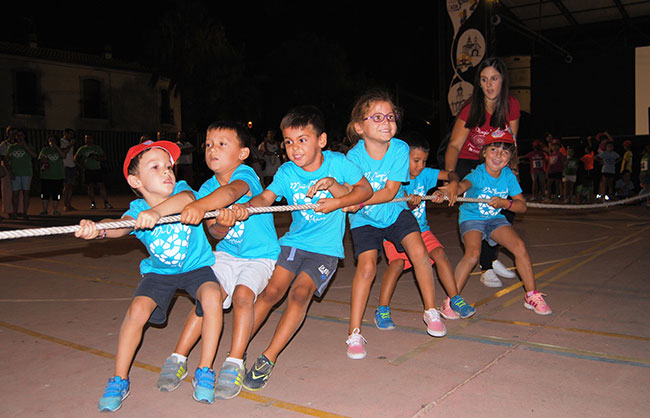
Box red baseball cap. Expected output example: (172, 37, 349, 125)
(484, 129, 516, 146)
(123, 140, 181, 180)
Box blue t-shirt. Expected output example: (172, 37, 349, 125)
(198, 164, 280, 260)
(346, 138, 410, 229)
(459, 164, 522, 224)
(267, 150, 363, 258)
(123, 181, 215, 275)
(402, 167, 440, 233)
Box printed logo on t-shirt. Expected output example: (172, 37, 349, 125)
(477, 187, 507, 217)
(148, 224, 191, 266)
(225, 220, 245, 243)
(10, 149, 25, 158)
(363, 171, 389, 215)
(411, 184, 427, 220)
(293, 189, 329, 223)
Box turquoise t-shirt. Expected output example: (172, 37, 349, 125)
(459, 164, 522, 224)
(7, 143, 33, 176)
(198, 164, 280, 260)
(267, 150, 363, 258)
(123, 181, 215, 275)
(39, 147, 65, 180)
(346, 138, 410, 229)
(401, 167, 440, 233)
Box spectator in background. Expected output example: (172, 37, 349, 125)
(60, 128, 78, 211)
(596, 141, 620, 201)
(174, 130, 195, 188)
(74, 134, 112, 209)
(258, 128, 282, 187)
(545, 138, 564, 201)
(521, 139, 547, 201)
(615, 170, 635, 199)
(1, 126, 18, 216)
(562, 146, 579, 203)
(620, 140, 633, 174)
(38, 136, 65, 215)
(6, 128, 37, 219)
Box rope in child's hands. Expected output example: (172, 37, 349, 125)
(0, 194, 646, 240)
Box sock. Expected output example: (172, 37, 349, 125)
(526, 290, 537, 297)
(225, 357, 244, 368)
(171, 353, 187, 363)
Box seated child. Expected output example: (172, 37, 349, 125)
(75, 140, 224, 411)
(156, 121, 280, 401)
(238, 105, 372, 391)
(376, 131, 475, 329)
(447, 130, 552, 316)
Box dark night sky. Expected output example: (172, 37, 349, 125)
(4, 1, 441, 97)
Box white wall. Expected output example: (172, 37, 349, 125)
(636, 46, 650, 135)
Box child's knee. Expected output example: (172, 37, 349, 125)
(430, 247, 448, 263)
(231, 286, 255, 309)
(125, 299, 154, 324)
(288, 282, 315, 307)
(355, 258, 377, 281)
(260, 284, 285, 305)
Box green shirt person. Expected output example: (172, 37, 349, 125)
(39, 139, 65, 180)
(74, 136, 106, 171)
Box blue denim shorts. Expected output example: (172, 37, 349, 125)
(459, 217, 511, 247)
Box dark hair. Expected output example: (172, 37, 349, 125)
(280, 105, 326, 136)
(401, 131, 430, 153)
(346, 89, 401, 144)
(205, 121, 253, 149)
(465, 57, 510, 130)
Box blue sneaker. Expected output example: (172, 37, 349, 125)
(374, 305, 396, 330)
(192, 367, 216, 404)
(450, 295, 476, 319)
(98, 376, 130, 412)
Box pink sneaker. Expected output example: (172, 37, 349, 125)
(439, 297, 459, 320)
(424, 309, 447, 337)
(346, 328, 367, 359)
(524, 291, 552, 315)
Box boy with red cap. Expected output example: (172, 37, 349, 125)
(439, 129, 552, 316)
(75, 140, 225, 411)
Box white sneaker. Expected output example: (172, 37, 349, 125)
(480, 269, 503, 287)
(492, 260, 516, 278)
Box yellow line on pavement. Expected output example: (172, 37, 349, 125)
(0, 320, 349, 418)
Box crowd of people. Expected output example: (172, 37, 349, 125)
(2, 55, 649, 412)
(519, 131, 649, 205)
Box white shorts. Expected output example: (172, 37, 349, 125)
(563, 175, 577, 183)
(210, 251, 276, 309)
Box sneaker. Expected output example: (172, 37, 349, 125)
(492, 260, 516, 278)
(104, 202, 113, 209)
(157, 355, 188, 392)
(53, 210, 61, 216)
(524, 291, 552, 315)
(374, 305, 396, 330)
(449, 295, 476, 319)
(424, 308, 447, 337)
(480, 269, 503, 287)
(91, 201, 96, 209)
(345, 328, 367, 359)
(9, 213, 17, 220)
(215, 359, 245, 399)
(39, 210, 48, 215)
(439, 297, 459, 320)
(243, 355, 274, 391)
(192, 367, 216, 404)
(98, 376, 130, 412)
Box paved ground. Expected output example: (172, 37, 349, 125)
(1, 195, 649, 417)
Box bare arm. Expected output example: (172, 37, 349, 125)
(180, 180, 249, 225)
(488, 193, 527, 214)
(75, 216, 133, 240)
(445, 118, 470, 172)
(509, 118, 520, 138)
(314, 176, 373, 214)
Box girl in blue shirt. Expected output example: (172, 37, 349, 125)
(452, 130, 551, 316)
(344, 90, 447, 360)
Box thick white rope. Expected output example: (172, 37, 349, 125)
(0, 194, 647, 240)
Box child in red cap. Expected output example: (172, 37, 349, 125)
(440, 129, 552, 316)
(75, 140, 226, 411)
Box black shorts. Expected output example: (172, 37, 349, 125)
(350, 209, 420, 259)
(40, 179, 63, 201)
(84, 169, 104, 184)
(134, 266, 218, 325)
(276, 246, 339, 298)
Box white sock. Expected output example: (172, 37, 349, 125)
(171, 353, 187, 363)
(225, 357, 244, 368)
